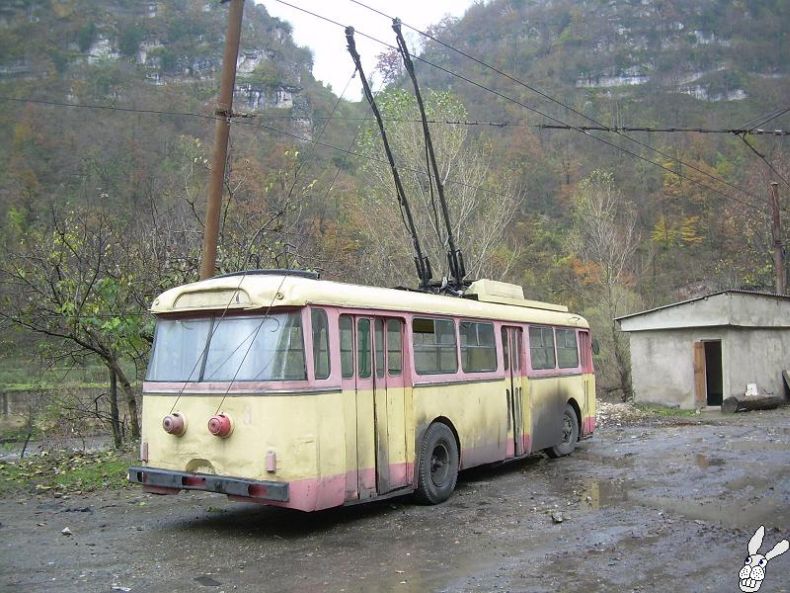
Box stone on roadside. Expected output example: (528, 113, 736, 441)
(551, 511, 564, 524)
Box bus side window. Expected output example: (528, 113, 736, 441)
(529, 326, 556, 370)
(412, 317, 458, 375)
(358, 318, 372, 378)
(556, 328, 579, 369)
(387, 319, 402, 376)
(340, 315, 354, 378)
(460, 321, 497, 372)
(312, 308, 331, 380)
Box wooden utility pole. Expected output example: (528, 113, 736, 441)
(199, 0, 245, 280)
(769, 182, 786, 295)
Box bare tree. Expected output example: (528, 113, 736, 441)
(0, 210, 146, 440)
(573, 170, 640, 400)
(357, 89, 522, 287)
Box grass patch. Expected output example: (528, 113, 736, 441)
(634, 403, 697, 417)
(0, 357, 138, 391)
(0, 450, 133, 496)
(1, 382, 112, 393)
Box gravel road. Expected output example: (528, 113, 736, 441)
(1, 407, 788, 593)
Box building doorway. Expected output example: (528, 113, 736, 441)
(704, 341, 723, 406)
(693, 340, 724, 407)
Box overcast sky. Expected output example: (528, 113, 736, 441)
(258, 0, 477, 100)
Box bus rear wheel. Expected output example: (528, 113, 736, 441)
(415, 423, 459, 504)
(545, 404, 579, 458)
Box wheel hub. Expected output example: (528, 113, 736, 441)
(431, 443, 450, 484)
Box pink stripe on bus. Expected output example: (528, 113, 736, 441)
(220, 433, 539, 511)
(581, 416, 596, 436)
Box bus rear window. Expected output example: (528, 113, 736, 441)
(147, 313, 306, 382)
(413, 318, 457, 375)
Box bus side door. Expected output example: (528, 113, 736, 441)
(341, 315, 408, 500)
(340, 315, 376, 500)
(373, 318, 409, 494)
(502, 326, 526, 457)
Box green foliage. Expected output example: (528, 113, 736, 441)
(76, 22, 97, 52)
(118, 26, 145, 58)
(0, 450, 132, 496)
(633, 403, 697, 418)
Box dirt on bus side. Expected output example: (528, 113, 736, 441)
(1, 406, 788, 593)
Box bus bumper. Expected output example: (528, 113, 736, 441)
(128, 466, 289, 502)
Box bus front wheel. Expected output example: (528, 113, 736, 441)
(415, 423, 459, 504)
(545, 404, 579, 458)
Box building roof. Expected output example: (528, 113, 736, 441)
(617, 290, 790, 332)
(150, 271, 589, 328)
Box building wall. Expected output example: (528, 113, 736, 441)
(629, 326, 790, 408)
(631, 328, 714, 408)
(725, 327, 790, 398)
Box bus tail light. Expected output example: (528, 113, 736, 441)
(162, 412, 187, 436)
(248, 484, 269, 498)
(140, 441, 149, 463)
(208, 413, 233, 438)
(182, 475, 206, 487)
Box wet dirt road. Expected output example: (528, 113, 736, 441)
(1, 408, 788, 593)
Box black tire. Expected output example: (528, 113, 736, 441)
(545, 404, 579, 458)
(415, 423, 459, 504)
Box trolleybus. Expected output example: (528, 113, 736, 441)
(129, 271, 595, 511)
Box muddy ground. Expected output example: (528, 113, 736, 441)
(1, 408, 788, 593)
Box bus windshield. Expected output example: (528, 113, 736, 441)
(146, 313, 306, 382)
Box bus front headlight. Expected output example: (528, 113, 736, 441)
(208, 413, 233, 438)
(162, 412, 187, 437)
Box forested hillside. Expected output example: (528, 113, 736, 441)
(410, 0, 789, 306)
(0, 0, 788, 417)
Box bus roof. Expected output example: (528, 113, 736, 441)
(151, 273, 589, 328)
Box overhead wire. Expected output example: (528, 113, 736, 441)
(0, 93, 514, 127)
(1, 90, 765, 214)
(741, 106, 790, 131)
(272, 0, 762, 213)
(737, 134, 790, 190)
(0, 90, 526, 210)
(235, 117, 529, 204)
(212, 70, 360, 412)
(0, 95, 218, 120)
(538, 123, 790, 136)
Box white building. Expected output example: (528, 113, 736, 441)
(616, 291, 790, 409)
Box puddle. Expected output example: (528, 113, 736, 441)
(572, 450, 635, 467)
(582, 478, 631, 510)
(640, 496, 789, 531)
(725, 475, 783, 491)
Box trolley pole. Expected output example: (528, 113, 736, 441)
(769, 182, 786, 295)
(199, 0, 245, 280)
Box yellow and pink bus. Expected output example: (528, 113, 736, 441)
(129, 271, 595, 511)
